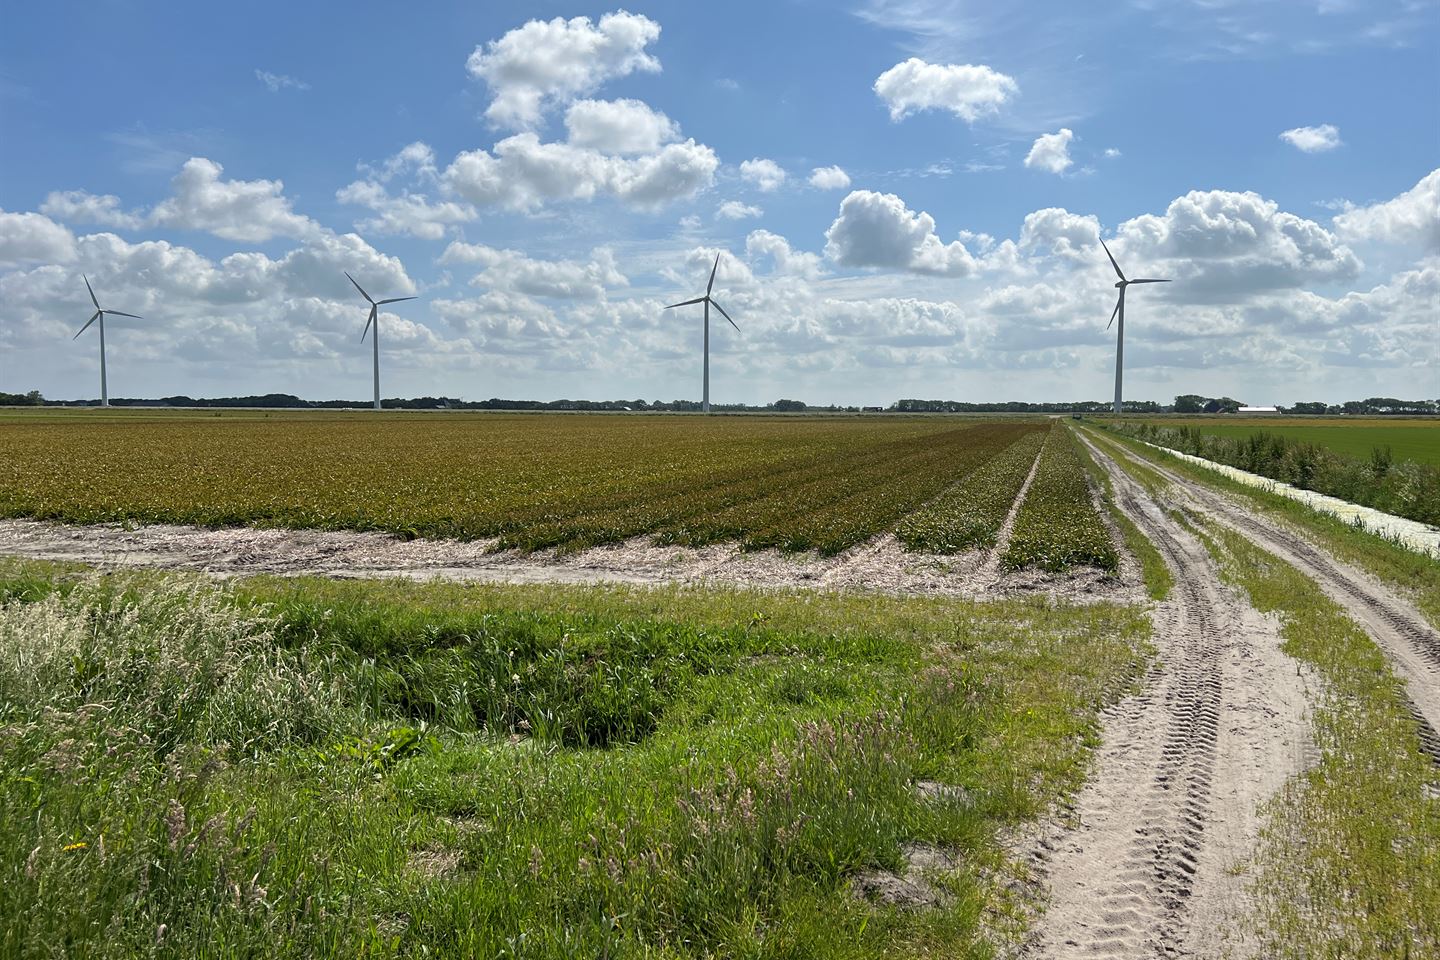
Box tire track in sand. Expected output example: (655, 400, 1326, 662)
(1023, 436, 1313, 959)
(1099, 436, 1440, 767)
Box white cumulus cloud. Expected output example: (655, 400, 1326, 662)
(1333, 168, 1440, 251)
(1024, 129, 1075, 175)
(873, 58, 1018, 123)
(809, 166, 852, 190)
(0, 210, 76, 266)
(717, 201, 763, 220)
(563, 98, 680, 154)
(440, 242, 627, 301)
(466, 11, 662, 129)
(1280, 124, 1342, 153)
(150, 157, 319, 243)
(40, 190, 145, 230)
(824, 190, 976, 276)
(739, 158, 787, 192)
(443, 134, 718, 213)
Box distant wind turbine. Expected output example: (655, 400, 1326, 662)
(345, 272, 417, 411)
(73, 275, 142, 408)
(1100, 238, 1170, 415)
(666, 254, 739, 414)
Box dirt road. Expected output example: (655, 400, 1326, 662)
(1024, 437, 1314, 958)
(1097, 433, 1440, 763)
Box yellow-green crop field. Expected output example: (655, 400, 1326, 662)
(0, 410, 1117, 568)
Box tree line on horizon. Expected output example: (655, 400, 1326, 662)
(0, 390, 1435, 416)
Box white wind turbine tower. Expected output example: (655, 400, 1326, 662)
(73, 275, 143, 408)
(1100, 238, 1170, 414)
(345, 272, 417, 411)
(665, 253, 739, 413)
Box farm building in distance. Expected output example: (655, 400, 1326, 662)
(1236, 406, 1281, 414)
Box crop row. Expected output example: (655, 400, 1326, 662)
(895, 426, 1048, 553)
(1001, 424, 1119, 572)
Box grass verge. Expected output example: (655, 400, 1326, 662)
(1202, 524, 1439, 958)
(0, 561, 1149, 958)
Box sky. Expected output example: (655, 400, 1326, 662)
(1, 0, 1437, 406)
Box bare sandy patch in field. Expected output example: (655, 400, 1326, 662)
(0, 518, 1142, 603)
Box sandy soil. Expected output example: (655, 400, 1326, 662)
(1107, 439, 1440, 764)
(1020, 437, 1317, 960)
(0, 517, 1141, 603)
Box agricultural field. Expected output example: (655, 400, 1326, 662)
(0, 410, 1118, 573)
(1113, 417, 1440, 465)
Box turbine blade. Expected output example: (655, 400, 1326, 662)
(377, 296, 417, 305)
(706, 253, 720, 295)
(1106, 296, 1121, 331)
(75, 310, 101, 339)
(665, 297, 706, 309)
(345, 271, 375, 304)
(1129, 278, 1171, 284)
(711, 299, 739, 331)
(104, 310, 143, 319)
(1099, 238, 1126, 282)
(361, 305, 376, 341)
(83, 274, 100, 309)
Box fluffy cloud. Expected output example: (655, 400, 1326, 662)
(873, 58, 1018, 123)
(41, 191, 145, 230)
(739, 158, 787, 192)
(745, 229, 822, 279)
(1333, 169, 1439, 251)
(1280, 124, 1342, 153)
(824, 190, 976, 276)
(717, 200, 763, 220)
(439, 242, 627, 300)
(335, 181, 476, 240)
(1019, 207, 1100, 261)
(1117, 189, 1361, 298)
(150, 158, 318, 243)
(564, 99, 679, 154)
(0, 211, 76, 266)
(466, 11, 662, 129)
(1024, 129, 1074, 175)
(444, 133, 718, 212)
(809, 166, 851, 190)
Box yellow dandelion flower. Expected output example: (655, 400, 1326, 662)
(63, 842, 87, 852)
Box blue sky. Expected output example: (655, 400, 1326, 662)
(1, 0, 1436, 404)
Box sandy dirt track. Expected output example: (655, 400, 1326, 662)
(0, 516, 1139, 603)
(1021, 437, 1315, 959)
(1101, 434, 1440, 763)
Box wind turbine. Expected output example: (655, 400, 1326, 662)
(665, 253, 739, 414)
(73, 275, 142, 408)
(345, 272, 416, 411)
(1100, 239, 1170, 415)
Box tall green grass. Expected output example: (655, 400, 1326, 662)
(0, 565, 1150, 958)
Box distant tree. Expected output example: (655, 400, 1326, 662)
(771, 398, 807, 412)
(1173, 394, 1207, 413)
(0, 389, 44, 406)
(1290, 401, 1328, 415)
